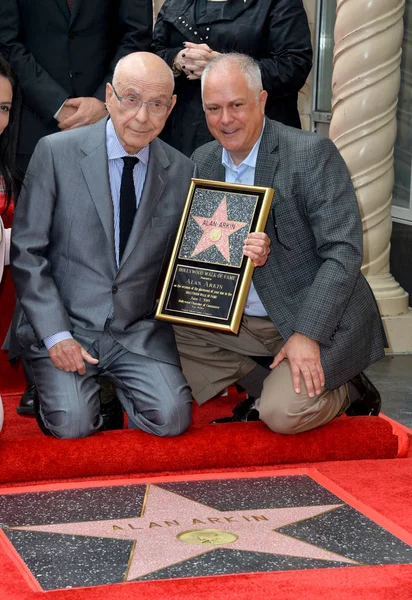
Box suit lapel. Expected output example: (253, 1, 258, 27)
(79, 119, 116, 264)
(200, 144, 225, 182)
(55, 0, 71, 20)
(254, 118, 280, 189)
(119, 137, 168, 268)
(69, 0, 84, 24)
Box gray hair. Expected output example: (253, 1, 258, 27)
(201, 53, 263, 99)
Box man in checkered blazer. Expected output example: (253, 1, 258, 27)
(173, 53, 386, 434)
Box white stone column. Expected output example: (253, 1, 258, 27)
(330, 0, 412, 351)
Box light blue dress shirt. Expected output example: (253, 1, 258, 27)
(221, 124, 268, 318)
(44, 119, 149, 350)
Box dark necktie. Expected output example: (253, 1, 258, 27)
(119, 157, 139, 261)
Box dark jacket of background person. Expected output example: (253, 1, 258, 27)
(0, 0, 153, 168)
(153, 0, 313, 156)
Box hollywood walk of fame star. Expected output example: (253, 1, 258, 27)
(9, 485, 359, 581)
(191, 196, 248, 263)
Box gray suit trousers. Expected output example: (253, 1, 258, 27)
(23, 324, 192, 439)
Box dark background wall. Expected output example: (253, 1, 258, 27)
(390, 222, 412, 307)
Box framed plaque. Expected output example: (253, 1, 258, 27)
(155, 178, 274, 333)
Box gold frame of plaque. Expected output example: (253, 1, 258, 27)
(155, 178, 274, 333)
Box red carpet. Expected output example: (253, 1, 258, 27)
(1, 459, 412, 600)
(0, 392, 408, 484)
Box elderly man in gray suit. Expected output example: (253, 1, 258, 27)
(174, 53, 386, 434)
(10, 53, 197, 439)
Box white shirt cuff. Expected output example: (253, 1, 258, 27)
(54, 99, 68, 120)
(43, 331, 73, 350)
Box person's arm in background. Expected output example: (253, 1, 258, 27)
(0, 219, 11, 284)
(257, 0, 312, 96)
(153, 6, 184, 69)
(2, 224, 11, 267)
(61, 0, 154, 130)
(0, 1, 75, 126)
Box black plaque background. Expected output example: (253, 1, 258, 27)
(166, 265, 239, 320)
(158, 182, 270, 328)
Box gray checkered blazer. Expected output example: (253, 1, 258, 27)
(192, 118, 386, 390)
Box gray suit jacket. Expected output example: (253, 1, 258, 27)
(192, 118, 386, 390)
(11, 118, 196, 366)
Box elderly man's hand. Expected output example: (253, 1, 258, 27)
(49, 339, 99, 375)
(243, 232, 271, 267)
(58, 97, 107, 130)
(270, 332, 325, 398)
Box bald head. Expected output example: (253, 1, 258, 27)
(113, 52, 175, 95)
(106, 52, 177, 155)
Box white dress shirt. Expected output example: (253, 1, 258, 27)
(221, 124, 268, 317)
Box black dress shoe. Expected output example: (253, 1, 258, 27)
(99, 379, 124, 431)
(345, 372, 381, 416)
(211, 396, 260, 423)
(16, 384, 37, 416)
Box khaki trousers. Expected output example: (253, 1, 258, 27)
(174, 315, 350, 435)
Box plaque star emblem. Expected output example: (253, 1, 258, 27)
(10, 485, 359, 581)
(191, 196, 248, 262)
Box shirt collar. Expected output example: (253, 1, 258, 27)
(221, 120, 265, 173)
(106, 118, 150, 165)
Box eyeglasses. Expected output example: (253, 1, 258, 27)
(111, 85, 171, 118)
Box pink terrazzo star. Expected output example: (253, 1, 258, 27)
(12, 485, 359, 580)
(191, 196, 248, 262)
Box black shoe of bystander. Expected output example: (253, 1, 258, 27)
(16, 384, 36, 416)
(345, 372, 381, 416)
(210, 396, 260, 423)
(98, 379, 124, 431)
